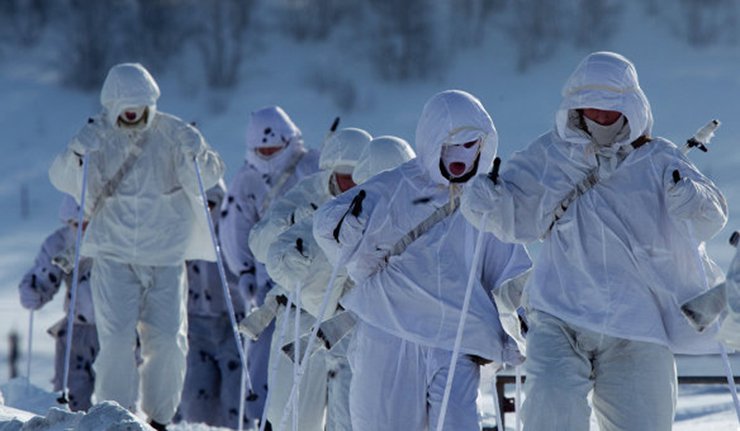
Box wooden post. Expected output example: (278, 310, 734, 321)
(8, 330, 20, 379)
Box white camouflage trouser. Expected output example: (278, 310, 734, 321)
(91, 258, 188, 424)
(178, 315, 244, 428)
(326, 334, 352, 431)
(522, 310, 676, 431)
(265, 305, 328, 430)
(50, 321, 99, 412)
(348, 321, 481, 431)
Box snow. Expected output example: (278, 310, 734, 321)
(0, 1, 739, 430)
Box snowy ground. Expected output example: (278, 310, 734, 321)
(1, 1, 739, 430)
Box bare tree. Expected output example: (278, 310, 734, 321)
(194, 0, 256, 89)
(277, 0, 357, 41)
(448, 0, 506, 48)
(679, 0, 738, 46)
(60, 0, 129, 90)
(133, 0, 193, 73)
(0, 0, 51, 47)
(366, 0, 440, 81)
(509, 0, 563, 73)
(572, 0, 621, 49)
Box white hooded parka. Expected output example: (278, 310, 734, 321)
(462, 52, 728, 354)
(313, 90, 532, 363)
(48, 63, 225, 266)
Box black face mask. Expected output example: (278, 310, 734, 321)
(439, 153, 481, 183)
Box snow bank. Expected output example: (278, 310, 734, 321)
(0, 380, 150, 431)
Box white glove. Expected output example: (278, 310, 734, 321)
(337, 212, 368, 250)
(281, 237, 314, 280)
(461, 174, 502, 230)
(68, 124, 102, 155)
(177, 123, 205, 160)
(19, 273, 43, 310)
(717, 248, 740, 349)
(681, 283, 727, 332)
(291, 204, 317, 226)
(667, 176, 701, 219)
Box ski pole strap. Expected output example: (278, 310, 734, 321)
(238, 295, 281, 340)
(89, 135, 148, 217)
(281, 309, 357, 362)
(260, 151, 305, 214)
(332, 190, 366, 243)
(385, 194, 460, 263)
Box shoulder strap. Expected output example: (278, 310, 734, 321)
(545, 135, 652, 236)
(89, 134, 148, 217)
(260, 151, 305, 214)
(386, 194, 460, 261)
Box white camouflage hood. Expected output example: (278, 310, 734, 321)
(352, 135, 416, 184)
(244, 106, 305, 174)
(100, 63, 160, 129)
(319, 127, 372, 173)
(556, 51, 653, 148)
(415, 90, 498, 185)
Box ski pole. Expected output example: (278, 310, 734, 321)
(26, 310, 33, 392)
(718, 231, 740, 423)
(435, 216, 488, 431)
(292, 283, 302, 431)
(277, 189, 366, 431)
(491, 371, 504, 431)
(436, 158, 500, 431)
(718, 342, 740, 423)
(276, 256, 347, 431)
(58, 152, 90, 406)
(259, 291, 296, 431)
(672, 137, 740, 424)
(193, 158, 254, 431)
(515, 365, 523, 431)
(683, 119, 720, 154)
(674, 171, 740, 423)
(238, 338, 248, 431)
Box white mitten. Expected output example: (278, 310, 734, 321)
(19, 273, 43, 310)
(461, 174, 504, 230)
(667, 176, 701, 219)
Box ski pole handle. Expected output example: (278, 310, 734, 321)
(330, 116, 340, 133)
(488, 157, 501, 185)
(672, 169, 681, 184)
(686, 119, 720, 153)
(332, 189, 367, 242)
(350, 190, 366, 217)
